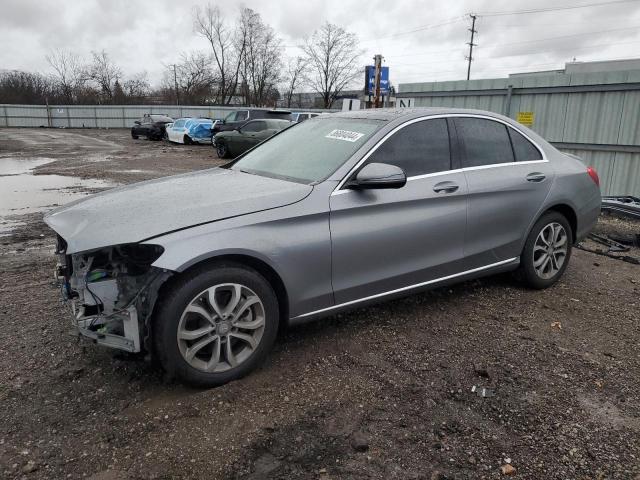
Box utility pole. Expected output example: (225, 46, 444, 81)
(466, 14, 477, 81)
(171, 64, 179, 105)
(373, 54, 383, 108)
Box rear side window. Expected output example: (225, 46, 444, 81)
(235, 111, 249, 121)
(366, 119, 451, 177)
(455, 118, 514, 167)
(508, 128, 542, 161)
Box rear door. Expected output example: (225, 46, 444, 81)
(329, 118, 468, 304)
(454, 116, 554, 268)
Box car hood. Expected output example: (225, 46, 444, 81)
(44, 168, 312, 254)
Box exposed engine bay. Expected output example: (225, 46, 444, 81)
(55, 236, 170, 352)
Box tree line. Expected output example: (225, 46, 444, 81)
(0, 6, 362, 109)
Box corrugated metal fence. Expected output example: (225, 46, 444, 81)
(398, 70, 640, 196)
(0, 104, 331, 129)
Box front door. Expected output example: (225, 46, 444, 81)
(329, 118, 468, 305)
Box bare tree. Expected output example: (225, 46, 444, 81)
(282, 56, 307, 108)
(302, 23, 362, 108)
(45, 49, 86, 103)
(238, 8, 282, 107)
(87, 50, 122, 103)
(123, 72, 150, 104)
(194, 4, 245, 105)
(165, 51, 217, 104)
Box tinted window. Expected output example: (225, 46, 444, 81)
(366, 119, 451, 177)
(242, 121, 265, 132)
(508, 128, 542, 161)
(235, 111, 249, 121)
(456, 118, 514, 167)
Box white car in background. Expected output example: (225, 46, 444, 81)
(292, 112, 321, 123)
(165, 118, 216, 144)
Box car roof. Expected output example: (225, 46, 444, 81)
(330, 107, 512, 122)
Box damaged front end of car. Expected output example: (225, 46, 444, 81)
(55, 236, 171, 353)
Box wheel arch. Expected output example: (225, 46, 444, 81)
(544, 203, 578, 243)
(520, 202, 579, 254)
(160, 253, 290, 325)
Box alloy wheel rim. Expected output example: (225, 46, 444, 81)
(177, 283, 265, 373)
(217, 144, 226, 157)
(533, 222, 568, 280)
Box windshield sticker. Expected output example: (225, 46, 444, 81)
(325, 129, 365, 142)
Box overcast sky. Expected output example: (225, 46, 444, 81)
(1, 0, 640, 89)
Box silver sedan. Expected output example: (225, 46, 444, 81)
(45, 108, 601, 387)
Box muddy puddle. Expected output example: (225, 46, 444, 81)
(0, 157, 116, 235)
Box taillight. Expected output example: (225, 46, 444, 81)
(587, 166, 599, 186)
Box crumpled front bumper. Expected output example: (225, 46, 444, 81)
(70, 302, 141, 352)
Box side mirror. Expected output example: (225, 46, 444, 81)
(134, 121, 141, 125)
(347, 162, 407, 190)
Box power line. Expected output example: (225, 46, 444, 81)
(387, 24, 640, 61)
(478, 0, 640, 17)
(360, 17, 465, 43)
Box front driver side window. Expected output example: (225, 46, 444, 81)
(366, 118, 451, 177)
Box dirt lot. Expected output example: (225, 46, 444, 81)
(1, 128, 639, 480)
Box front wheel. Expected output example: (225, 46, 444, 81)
(183, 135, 193, 145)
(518, 211, 573, 289)
(153, 264, 279, 387)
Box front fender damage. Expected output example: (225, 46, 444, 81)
(56, 239, 173, 353)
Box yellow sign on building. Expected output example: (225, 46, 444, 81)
(517, 111, 534, 127)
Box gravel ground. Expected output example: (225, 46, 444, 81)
(0, 128, 639, 480)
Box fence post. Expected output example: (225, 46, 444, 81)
(94, 107, 98, 128)
(66, 107, 71, 128)
(504, 85, 513, 117)
(122, 107, 126, 128)
(3, 105, 8, 127)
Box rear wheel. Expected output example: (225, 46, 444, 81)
(216, 140, 230, 159)
(518, 211, 572, 289)
(184, 135, 193, 145)
(153, 264, 279, 387)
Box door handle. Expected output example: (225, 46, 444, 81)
(526, 172, 546, 182)
(433, 181, 459, 193)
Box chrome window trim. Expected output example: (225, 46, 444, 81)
(331, 113, 547, 196)
(292, 257, 519, 319)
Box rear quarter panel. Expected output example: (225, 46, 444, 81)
(533, 149, 601, 243)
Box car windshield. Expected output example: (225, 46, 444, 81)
(231, 117, 384, 184)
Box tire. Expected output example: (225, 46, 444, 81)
(184, 135, 193, 145)
(518, 211, 573, 289)
(153, 263, 279, 387)
(131, 131, 138, 139)
(216, 141, 230, 159)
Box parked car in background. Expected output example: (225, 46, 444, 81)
(45, 108, 601, 387)
(131, 114, 173, 140)
(292, 112, 321, 123)
(212, 109, 292, 135)
(165, 118, 216, 144)
(213, 118, 292, 158)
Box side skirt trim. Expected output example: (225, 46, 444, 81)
(291, 257, 519, 319)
